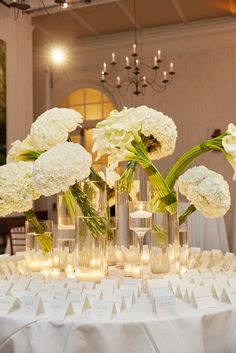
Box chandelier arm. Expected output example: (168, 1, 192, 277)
(117, 81, 134, 97)
(142, 62, 160, 71)
(148, 83, 167, 94)
(101, 82, 120, 94)
(145, 69, 158, 85)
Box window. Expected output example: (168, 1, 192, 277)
(60, 88, 115, 165)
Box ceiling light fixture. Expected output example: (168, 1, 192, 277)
(99, 0, 175, 96)
(9, 0, 31, 10)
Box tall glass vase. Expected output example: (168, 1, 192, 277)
(57, 192, 76, 246)
(148, 184, 180, 275)
(75, 180, 108, 282)
(116, 162, 141, 248)
(26, 220, 54, 272)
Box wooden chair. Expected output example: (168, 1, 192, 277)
(6, 211, 48, 255)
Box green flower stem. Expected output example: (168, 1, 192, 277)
(24, 210, 53, 255)
(118, 160, 137, 193)
(127, 139, 177, 213)
(165, 135, 226, 190)
(63, 189, 77, 224)
(179, 204, 196, 225)
(89, 167, 114, 201)
(70, 184, 113, 239)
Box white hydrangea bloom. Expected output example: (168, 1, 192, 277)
(30, 108, 83, 151)
(222, 123, 236, 180)
(0, 161, 40, 217)
(33, 142, 92, 196)
(7, 135, 38, 163)
(178, 166, 231, 218)
(93, 106, 177, 168)
(138, 106, 177, 159)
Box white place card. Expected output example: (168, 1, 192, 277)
(65, 278, 77, 286)
(102, 293, 125, 314)
(19, 296, 40, 318)
(211, 284, 224, 300)
(227, 278, 236, 287)
(150, 287, 173, 300)
(183, 284, 196, 303)
(79, 281, 95, 289)
(44, 299, 70, 321)
(190, 287, 216, 309)
(122, 282, 140, 301)
(48, 279, 65, 288)
(0, 280, 12, 295)
(175, 283, 188, 299)
(83, 289, 101, 305)
(7, 274, 19, 284)
(68, 285, 83, 296)
(69, 295, 87, 315)
(0, 264, 11, 278)
(7, 261, 17, 274)
(101, 279, 118, 292)
(90, 300, 114, 321)
(16, 277, 31, 290)
(116, 289, 134, 309)
(0, 296, 16, 315)
(220, 286, 236, 305)
(31, 272, 44, 280)
(51, 287, 69, 301)
(155, 295, 177, 317)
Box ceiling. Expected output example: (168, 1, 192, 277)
(17, 0, 236, 46)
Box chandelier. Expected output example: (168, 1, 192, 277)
(100, 0, 176, 96)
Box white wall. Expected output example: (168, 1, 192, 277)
(0, 5, 33, 148)
(33, 17, 236, 246)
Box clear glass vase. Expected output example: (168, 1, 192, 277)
(150, 211, 179, 274)
(179, 219, 189, 274)
(75, 180, 108, 282)
(25, 220, 54, 271)
(147, 182, 180, 275)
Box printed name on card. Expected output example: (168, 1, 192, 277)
(19, 296, 41, 318)
(68, 294, 87, 314)
(155, 295, 177, 317)
(90, 300, 115, 321)
(122, 282, 140, 301)
(191, 287, 216, 309)
(44, 299, 70, 321)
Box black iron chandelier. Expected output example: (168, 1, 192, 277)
(100, 0, 176, 96)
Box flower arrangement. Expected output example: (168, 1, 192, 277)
(0, 161, 52, 253)
(93, 106, 235, 224)
(4, 108, 113, 253)
(3, 104, 235, 256)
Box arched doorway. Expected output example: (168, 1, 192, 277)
(60, 87, 115, 166)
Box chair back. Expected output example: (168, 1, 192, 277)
(6, 211, 48, 255)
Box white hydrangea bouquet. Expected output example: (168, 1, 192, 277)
(4, 108, 114, 254)
(93, 105, 235, 223)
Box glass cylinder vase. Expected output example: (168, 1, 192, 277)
(57, 192, 77, 247)
(25, 220, 54, 272)
(150, 211, 179, 275)
(75, 180, 108, 282)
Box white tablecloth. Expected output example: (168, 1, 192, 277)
(0, 296, 236, 353)
(180, 203, 229, 253)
